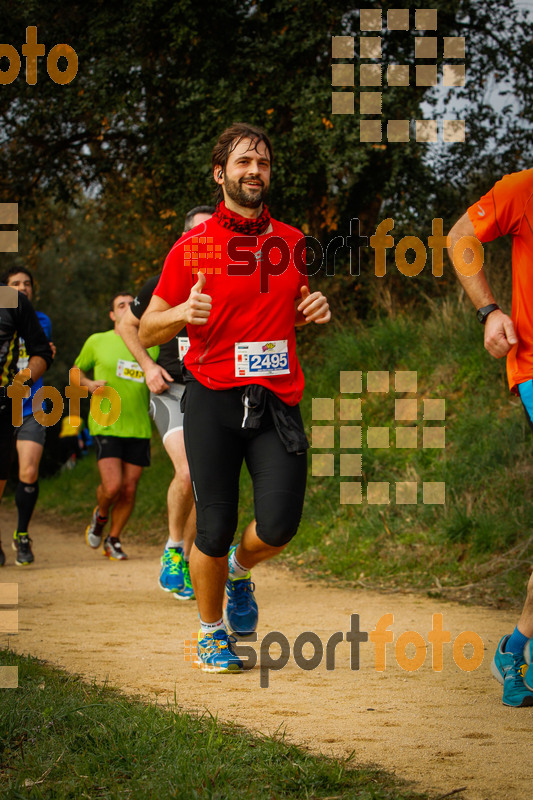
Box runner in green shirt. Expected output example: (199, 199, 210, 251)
(74, 292, 158, 560)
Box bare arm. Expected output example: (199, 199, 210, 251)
(118, 306, 172, 393)
(449, 212, 496, 307)
(76, 367, 106, 395)
(26, 356, 48, 384)
(139, 273, 212, 347)
(448, 212, 517, 358)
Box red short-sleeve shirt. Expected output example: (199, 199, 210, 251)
(155, 215, 309, 405)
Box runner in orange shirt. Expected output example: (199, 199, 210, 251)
(448, 168, 533, 707)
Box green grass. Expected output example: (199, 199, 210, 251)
(0, 649, 429, 800)
(287, 299, 533, 606)
(33, 297, 533, 607)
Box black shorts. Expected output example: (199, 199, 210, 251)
(183, 379, 307, 557)
(14, 413, 47, 447)
(0, 401, 15, 480)
(93, 435, 151, 467)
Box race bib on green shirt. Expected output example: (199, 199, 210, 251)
(116, 359, 145, 383)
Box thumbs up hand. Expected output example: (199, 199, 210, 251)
(194, 272, 206, 293)
(299, 285, 310, 304)
(185, 271, 212, 325)
(296, 285, 331, 326)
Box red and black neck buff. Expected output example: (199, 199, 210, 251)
(214, 201, 271, 236)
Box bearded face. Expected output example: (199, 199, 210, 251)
(223, 172, 269, 209)
(217, 137, 271, 212)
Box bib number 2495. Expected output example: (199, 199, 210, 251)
(250, 352, 288, 372)
(235, 340, 290, 377)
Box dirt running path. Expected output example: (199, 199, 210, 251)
(1, 509, 532, 799)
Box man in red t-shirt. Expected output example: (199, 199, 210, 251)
(449, 169, 533, 707)
(140, 122, 330, 673)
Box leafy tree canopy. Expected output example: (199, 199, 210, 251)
(0, 0, 531, 345)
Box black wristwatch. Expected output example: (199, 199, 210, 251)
(476, 304, 500, 324)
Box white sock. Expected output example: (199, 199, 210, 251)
(166, 538, 183, 551)
(228, 547, 250, 579)
(200, 618, 225, 634)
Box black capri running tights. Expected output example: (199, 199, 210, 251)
(183, 379, 307, 557)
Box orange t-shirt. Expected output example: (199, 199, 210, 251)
(467, 169, 533, 393)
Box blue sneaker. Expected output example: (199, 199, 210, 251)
(524, 638, 533, 691)
(224, 555, 258, 638)
(196, 629, 243, 673)
(159, 548, 184, 593)
(174, 558, 195, 601)
(491, 635, 533, 707)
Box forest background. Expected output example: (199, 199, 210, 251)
(2, 0, 533, 605)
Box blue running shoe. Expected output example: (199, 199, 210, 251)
(196, 629, 243, 673)
(174, 558, 195, 600)
(524, 638, 533, 691)
(159, 547, 184, 593)
(224, 575, 258, 637)
(491, 635, 533, 707)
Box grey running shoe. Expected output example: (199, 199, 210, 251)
(13, 532, 34, 566)
(103, 536, 128, 561)
(85, 506, 107, 548)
